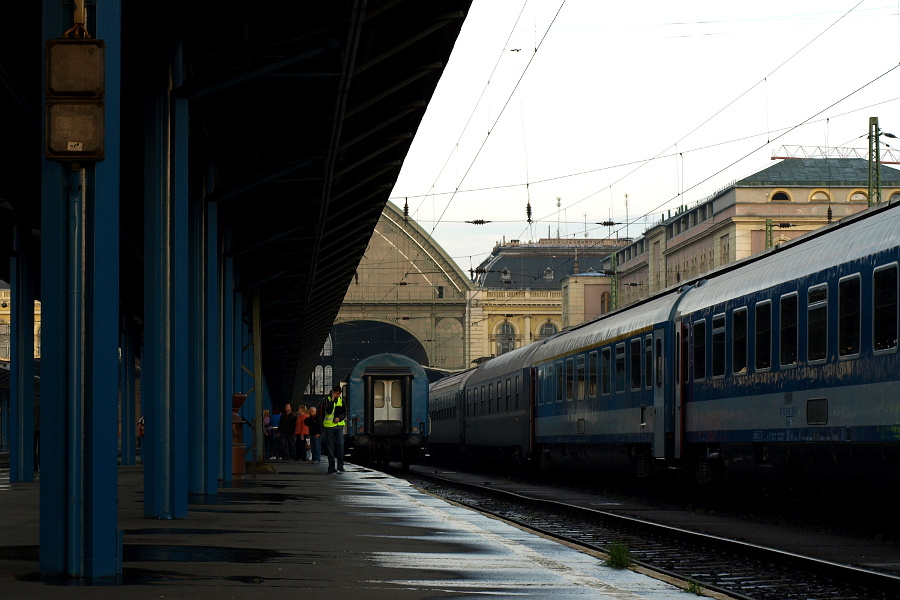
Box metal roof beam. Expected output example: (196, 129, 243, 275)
(352, 12, 465, 76)
(333, 135, 411, 179)
(207, 156, 322, 204)
(339, 101, 425, 151)
(344, 64, 442, 118)
(181, 39, 341, 100)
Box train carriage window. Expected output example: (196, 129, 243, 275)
(644, 335, 653, 389)
(712, 314, 726, 377)
(601, 348, 611, 395)
(733, 308, 748, 374)
(543, 365, 551, 405)
(515, 376, 520, 409)
(756, 301, 772, 370)
(467, 388, 472, 416)
(506, 378, 511, 411)
(839, 275, 861, 358)
(615, 343, 626, 393)
(693, 320, 706, 380)
(874, 264, 899, 353)
(566, 358, 575, 401)
(780, 293, 798, 367)
(556, 361, 564, 402)
(374, 381, 386, 408)
(497, 380, 503, 411)
(481, 385, 486, 415)
(488, 383, 494, 413)
(808, 285, 828, 362)
(390, 381, 403, 408)
(630, 339, 642, 390)
(576, 355, 585, 400)
(589, 351, 599, 397)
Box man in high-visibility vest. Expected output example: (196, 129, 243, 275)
(323, 384, 346, 473)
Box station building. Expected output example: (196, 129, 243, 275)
(604, 157, 900, 310)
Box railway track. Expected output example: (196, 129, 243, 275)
(401, 467, 900, 600)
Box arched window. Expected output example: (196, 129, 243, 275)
(321, 334, 333, 356)
(496, 322, 516, 355)
(539, 322, 558, 339)
(770, 190, 791, 202)
(324, 365, 333, 391)
(810, 190, 830, 202)
(891, 191, 900, 203)
(849, 190, 868, 203)
(314, 365, 325, 395)
(500, 268, 512, 283)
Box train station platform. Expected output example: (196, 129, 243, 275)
(0, 461, 707, 600)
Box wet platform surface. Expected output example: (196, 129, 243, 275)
(0, 462, 714, 599)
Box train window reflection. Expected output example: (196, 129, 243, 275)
(874, 264, 898, 352)
(615, 344, 626, 393)
(390, 381, 402, 408)
(644, 335, 653, 389)
(733, 308, 747, 374)
(374, 381, 385, 408)
(693, 320, 706, 380)
(780, 293, 798, 367)
(630, 339, 642, 390)
(566, 357, 575, 401)
(839, 275, 861, 357)
(601, 348, 611, 395)
(756, 301, 772, 370)
(808, 285, 827, 361)
(712, 314, 725, 377)
(576, 355, 585, 400)
(589, 351, 598, 397)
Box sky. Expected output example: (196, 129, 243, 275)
(388, 0, 900, 273)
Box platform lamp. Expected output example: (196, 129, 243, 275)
(45, 37, 105, 163)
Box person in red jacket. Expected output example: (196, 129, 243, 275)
(294, 405, 310, 461)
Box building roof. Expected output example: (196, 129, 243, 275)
(474, 239, 625, 289)
(736, 158, 900, 187)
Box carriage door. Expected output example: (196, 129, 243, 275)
(368, 375, 408, 438)
(664, 320, 687, 464)
(651, 328, 665, 459)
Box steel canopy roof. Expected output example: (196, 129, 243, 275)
(1, 1, 472, 406)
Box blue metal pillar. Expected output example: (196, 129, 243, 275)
(220, 245, 234, 484)
(39, 0, 122, 578)
(204, 198, 222, 491)
(142, 45, 188, 520)
(9, 221, 36, 483)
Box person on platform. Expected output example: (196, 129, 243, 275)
(277, 403, 297, 460)
(323, 385, 347, 473)
(305, 406, 322, 463)
(263, 409, 275, 459)
(294, 405, 310, 461)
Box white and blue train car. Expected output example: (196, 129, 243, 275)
(460, 343, 540, 464)
(432, 200, 900, 488)
(530, 292, 681, 474)
(427, 367, 474, 461)
(678, 201, 900, 485)
(346, 353, 429, 469)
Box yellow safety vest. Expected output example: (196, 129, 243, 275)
(323, 396, 345, 428)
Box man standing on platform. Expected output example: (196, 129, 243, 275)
(323, 385, 346, 473)
(278, 403, 297, 460)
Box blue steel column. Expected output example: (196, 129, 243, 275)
(187, 190, 210, 495)
(143, 46, 188, 519)
(39, 0, 122, 577)
(220, 245, 234, 484)
(9, 221, 36, 483)
(204, 198, 222, 491)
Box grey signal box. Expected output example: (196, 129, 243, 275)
(45, 39, 105, 161)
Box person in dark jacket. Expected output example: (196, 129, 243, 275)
(277, 403, 297, 460)
(305, 406, 323, 463)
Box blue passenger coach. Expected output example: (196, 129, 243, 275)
(430, 200, 900, 488)
(347, 353, 429, 469)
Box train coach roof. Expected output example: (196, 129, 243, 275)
(466, 341, 545, 386)
(429, 367, 475, 394)
(349, 353, 427, 379)
(532, 292, 680, 363)
(677, 201, 900, 314)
